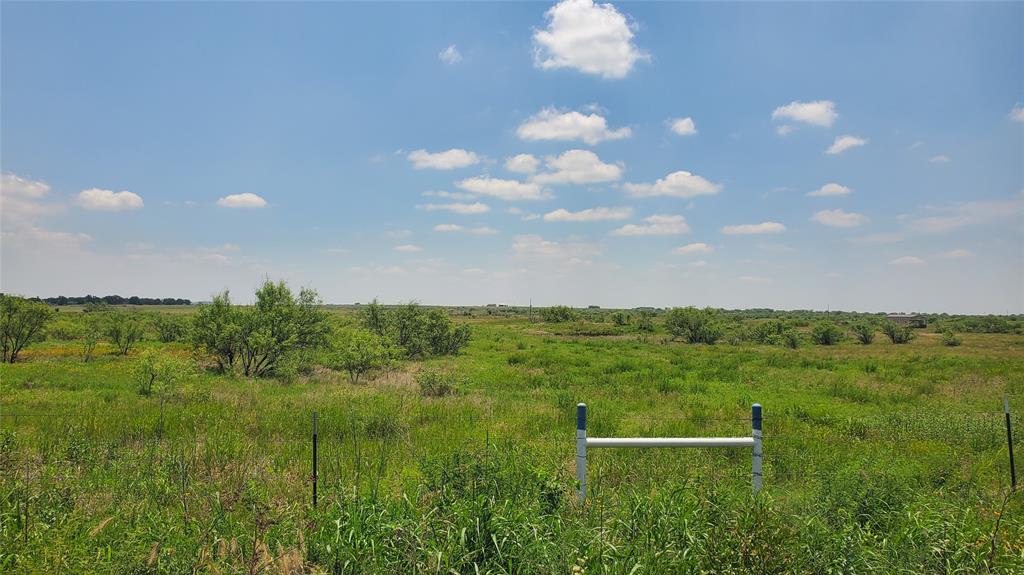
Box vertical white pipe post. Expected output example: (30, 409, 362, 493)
(752, 403, 762, 494)
(576, 403, 588, 503)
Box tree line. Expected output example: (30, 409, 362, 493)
(37, 295, 192, 306)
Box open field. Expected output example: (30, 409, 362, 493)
(2, 308, 1024, 573)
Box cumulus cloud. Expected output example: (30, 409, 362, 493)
(668, 117, 697, 136)
(77, 188, 144, 211)
(611, 214, 690, 236)
(1, 173, 61, 222)
(517, 107, 631, 145)
(438, 44, 462, 65)
(771, 100, 837, 127)
(422, 190, 477, 200)
(512, 234, 602, 259)
(937, 249, 972, 259)
(807, 182, 851, 197)
(890, 255, 925, 266)
(417, 202, 491, 215)
(1, 173, 50, 199)
(623, 170, 721, 199)
(505, 154, 540, 174)
(826, 135, 868, 155)
(531, 150, 622, 184)
(672, 242, 713, 255)
(722, 222, 786, 235)
(433, 224, 498, 235)
(456, 176, 549, 201)
(775, 125, 794, 136)
(544, 206, 632, 222)
(1010, 104, 1024, 123)
(532, 0, 648, 79)
(394, 244, 423, 253)
(217, 193, 267, 208)
(408, 148, 480, 170)
(811, 208, 867, 228)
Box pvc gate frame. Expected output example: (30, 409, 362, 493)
(575, 403, 763, 502)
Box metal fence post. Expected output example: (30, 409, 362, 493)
(577, 403, 587, 503)
(312, 411, 319, 507)
(752, 403, 762, 494)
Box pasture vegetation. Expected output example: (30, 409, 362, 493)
(1, 288, 1023, 573)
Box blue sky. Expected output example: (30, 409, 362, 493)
(2, 1, 1021, 313)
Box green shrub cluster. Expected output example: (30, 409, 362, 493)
(665, 307, 722, 344)
(361, 300, 471, 358)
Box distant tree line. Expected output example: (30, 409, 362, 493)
(38, 295, 192, 306)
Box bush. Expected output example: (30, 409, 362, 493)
(810, 321, 845, 346)
(106, 311, 144, 355)
(424, 309, 472, 355)
(635, 311, 655, 333)
(358, 302, 472, 358)
(417, 368, 461, 397)
(941, 329, 962, 347)
(883, 321, 916, 344)
(749, 320, 787, 345)
(780, 329, 801, 349)
(611, 312, 629, 326)
(541, 306, 579, 323)
(152, 314, 188, 343)
(0, 295, 54, 363)
(327, 328, 390, 384)
(849, 321, 875, 345)
(189, 291, 240, 371)
(81, 315, 102, 362)
(664, 307, 722, 344)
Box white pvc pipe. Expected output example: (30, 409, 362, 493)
(587, 437, 755, 448)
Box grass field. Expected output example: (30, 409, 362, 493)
(2, 309, 1023, 573)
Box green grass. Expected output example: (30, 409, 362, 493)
(2, 314, 1023, 573)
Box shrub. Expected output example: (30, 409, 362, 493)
(0, 295, 54, 363)
(106, 311, 145, 355)
(417, 368, 461, 397)
(611, 312, 629, 326)
(541, 306, 578, 323)
(361, 298, 389, 338)
(152, 314, 188, 343)
(327, 328, 390, 384)
(883, 321, 916, 344)
(424, 309, 472, 355)
(189, 291, 240, 371)
(81, 315, 102, 362)
(849, 321, 875, 345)
(810, 321, 845, 345)
(941, 329, 962, 347)
(749, 320, 786, 345)
(134, 349, 193, 436)
(635, 311, 655, 333)
(664, 307, 722, 344)
(780, 329, 801, 349)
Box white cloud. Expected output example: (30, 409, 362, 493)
(929, 154, 951, 164)
(217, 193, 267, 209)
(906, 197, 1024, 234)
(394, 244, 423, 253)
(937, 249, 972, 259)
(544, 206, 632, 222)
(531, 149, 622, 184)
(408, 148, 481, 170)
(722, 222, 786, 235)
(1, 173, 62, 222)
(826, 135, 868, 155)
(517, 107, 631, 145)
(808, 182, 851, 197)
(668, 117, 697, 136)
(623, 170, 721, 199)
(672, 242, 713, 255)
(1, 173, 50, 198)
(532, 0, 648, 79)
(439, 44, 462, 65)
(890, 255, 925, 266)
(775, 125, 794, 136)
(811, 208, 867, 228)
(1010, 104, 1024, 123)
(417, 202, 491, 214)
(433, 224, 498, 235)
(456, 176, 549, 201)
(505, 154, 540, 174)
(77, 188, 144, 211)
(422, 190, 477, 200)
(739, 275, 770, 284)
(771, 100, 837, 127)
(611, 214, 690, 236)
(512, 234, 602, 259)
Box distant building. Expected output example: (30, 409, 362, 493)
(588, 305, 600, 309)
(886, 313, 927, 328)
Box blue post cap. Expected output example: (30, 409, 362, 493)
(752, 403, 762, 431)
(577, 403, 587, 430)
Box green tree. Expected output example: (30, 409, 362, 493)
(849, 321, 875, 345)
(810, 321, 845, 345)
(391, 302, 428, 357)
(362, 298, 389, 338)
(327, 329, 390, 384)
(540, 306, 578, 323)
(664, 307, 722, 344)
(134, 349, 193, 436)
(81, 314, 102, 362)
(235, 280, 330, 377)
(635, 311, 655, 333)
(424, 308, 471, 355)
(153, 314, 188, 343)
(106, 311, 145, 355)
(883, 321, 916, 344)
(190, 291, 241, 371)
(0, 295, 54, 363)
(941, 328, 962, 347)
